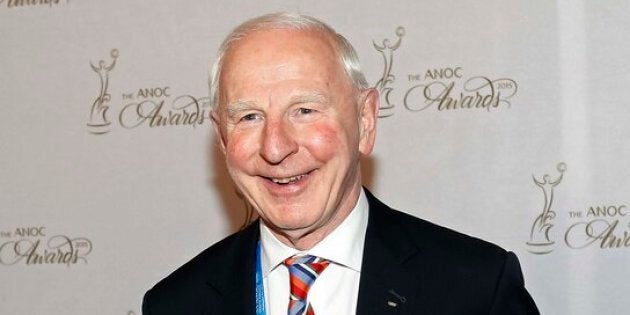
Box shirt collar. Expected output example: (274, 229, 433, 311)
(260, 188, 369, 276)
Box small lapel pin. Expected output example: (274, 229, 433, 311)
(388, 289, 407, 303)
(387, 289, 407, 308)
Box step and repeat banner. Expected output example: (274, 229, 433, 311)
(1, 1, 629, 314)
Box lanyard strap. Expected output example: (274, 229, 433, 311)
(255, 241, 266, 315)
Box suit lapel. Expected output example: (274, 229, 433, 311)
(204, 221, 259, 315)
(357, 190, 428, 315)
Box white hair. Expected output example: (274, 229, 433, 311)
(209, 12, 369, 109)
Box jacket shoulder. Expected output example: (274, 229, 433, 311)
(365, 189, 511, 282)
(142, 222, 259, 314)
(366, 189, 507, 262)
(393, 207, 507, 259)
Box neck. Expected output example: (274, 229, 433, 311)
(271, 227, 330, 251)
(265, 184, 362, 251)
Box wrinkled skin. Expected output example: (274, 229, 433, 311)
(213, 28, 379, 250)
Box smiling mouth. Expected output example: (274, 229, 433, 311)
(264, 171, 313, 185)
(270, 174, 306, 184)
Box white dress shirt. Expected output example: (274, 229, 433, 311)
(260, 189, 369, 315)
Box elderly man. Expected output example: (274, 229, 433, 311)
(143, 12, 539, 315)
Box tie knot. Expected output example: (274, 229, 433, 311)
(284, 254, 328, 267)
(284, 255, 330, 282)
(283, 254, 330, 315)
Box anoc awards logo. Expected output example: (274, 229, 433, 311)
(526, 163, 567, 254)
(372, 27, 518, 117)
(0, 226, 93, 266)
(86, 49, 210, 135)
(87, 49, 119, 135)
(526, 163, 630, 255)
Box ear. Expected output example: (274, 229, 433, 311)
(357, 88, 379, 156)
(210, 108, 227, 154)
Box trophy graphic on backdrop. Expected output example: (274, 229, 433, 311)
(373, 27, 405, 118)
(527, 162, 567, 254)
(87, 49, 119, 135)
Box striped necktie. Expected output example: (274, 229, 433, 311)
(283, 255, 330, 315)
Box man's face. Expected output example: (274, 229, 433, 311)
(214, 29, 377, 246)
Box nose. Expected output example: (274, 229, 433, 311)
(260, 118, 298, 164)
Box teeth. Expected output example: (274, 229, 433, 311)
(271, 174, 304, 184)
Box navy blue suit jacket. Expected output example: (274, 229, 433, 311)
(143, 190, 539, 314)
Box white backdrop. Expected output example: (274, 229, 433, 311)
(1, 1, 629, 314)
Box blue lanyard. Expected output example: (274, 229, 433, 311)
(255, 241, 267, 315)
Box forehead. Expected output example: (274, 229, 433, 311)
(219, 28, 347, 97)
(225, 28, 339, 68)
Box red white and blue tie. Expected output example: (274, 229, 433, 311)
(283, 255, 330, 315)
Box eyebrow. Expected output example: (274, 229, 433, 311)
(226, 100, 257, 118)
(225, 93, 329, 117)
(288, 93, 328, 105)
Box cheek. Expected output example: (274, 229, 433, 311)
(304, 124, 347, 162)
(225, 133, 258, 169)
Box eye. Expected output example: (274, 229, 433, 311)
(291, 106, 321, 122)
(298, 108, 314, 115)
(240, 113, 260, 122)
